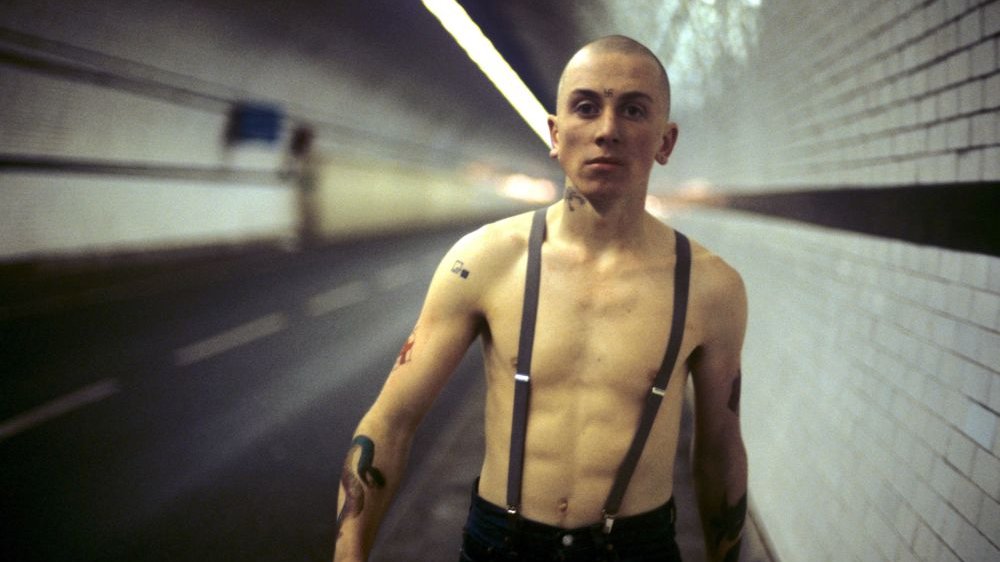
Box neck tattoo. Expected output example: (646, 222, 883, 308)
(564, 186, 587, 211)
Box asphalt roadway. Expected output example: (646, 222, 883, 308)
(0, 224, 773, 562)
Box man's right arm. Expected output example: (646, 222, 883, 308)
(332, 230, 490, 562)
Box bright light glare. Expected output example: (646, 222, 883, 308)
(645, 195, 668, 218)
(498, 174, 557, 203)
(678, 178, 714, 199)
(422, 0, 551, 148)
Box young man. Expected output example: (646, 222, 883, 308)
(334, 35, 747, 562)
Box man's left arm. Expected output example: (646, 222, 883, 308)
(689, 257, 749, 562)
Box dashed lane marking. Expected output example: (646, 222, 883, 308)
(0, 261, 420, 441)
(174, 312, 288, 366)
(305, 281, 369, 317)
(0, 378, 121, 442)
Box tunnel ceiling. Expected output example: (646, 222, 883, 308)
(298, 0, 764, 188)
(488, 0, 764, 115)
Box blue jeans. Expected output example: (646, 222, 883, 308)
(459, 488, 682, 562)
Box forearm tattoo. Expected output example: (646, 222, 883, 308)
(710, 492, 747, 562)
(393, 330, 416, 370)
(335, 435, 386, 537)
(728, 370, 742, 414)
(564, 186, 586, 211)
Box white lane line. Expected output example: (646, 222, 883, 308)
(174, 312, 288, 366)
(305, 281, 370, 317)
(0, 378, 121, 442)
(376, 262, 414, 291)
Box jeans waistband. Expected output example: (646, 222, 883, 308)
(468, 487, 677, 544)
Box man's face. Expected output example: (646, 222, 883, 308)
(548, 50, 677, 202)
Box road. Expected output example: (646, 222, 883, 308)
(1, 227, 484, 561)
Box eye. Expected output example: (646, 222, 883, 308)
(573, 100, 599, 116)
(623, 104, 647, 118)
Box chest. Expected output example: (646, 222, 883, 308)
(483, 251, 687, 395)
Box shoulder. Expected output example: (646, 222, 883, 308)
(455, 210, 536, 254)
(689, 240, 744, 300)
(639, 216, 744, 304)
(427, 210, 538, 300)
(683, 235, 747, 339)
(442, 210, 536, 272)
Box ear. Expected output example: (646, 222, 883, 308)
(547, 115, 559, 159)
(654, 122, 679, 165)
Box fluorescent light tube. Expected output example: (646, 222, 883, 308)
(422, 0, 551, 147)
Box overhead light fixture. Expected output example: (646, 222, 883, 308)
(422, 0, 551, 148)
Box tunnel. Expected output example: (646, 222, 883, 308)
(1, 1, 999, 561)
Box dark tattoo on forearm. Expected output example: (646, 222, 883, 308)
(709, 492, 746, 560)
(352, 436, 386, 488)
(393, 330, 416, 370)
(450, 259, 470, 279)
(564, 186, 586, 211)
(335, 435, 386, 538)
(338, 463, 365, 525)
(728, 370, 742, 414)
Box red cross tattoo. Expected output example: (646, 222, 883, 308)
(393, 331, 416, 370)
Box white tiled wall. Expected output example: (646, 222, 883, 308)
(0, 66, 228, 167)
(667, 207, 1000, 561)
(672, 0, 1000, 190)
(0, 1, 296, 260)
(664, 4, 999, 556)
(0, 173, 296, 260)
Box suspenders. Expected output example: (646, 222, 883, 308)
(506, 207, 547, 516)
(505, 207, 692, 534)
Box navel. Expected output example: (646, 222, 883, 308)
(557, 498, 570, 513)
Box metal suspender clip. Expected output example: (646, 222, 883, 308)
(651, 386, 666, 396)
(514, 373, 530, 383)
(602, 510, 616, 534)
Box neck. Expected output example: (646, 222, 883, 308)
(550, 185, 648, 253)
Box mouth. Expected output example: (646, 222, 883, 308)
(585, 156, 624, 167)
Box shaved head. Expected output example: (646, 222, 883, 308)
(557, 35, 672, 118)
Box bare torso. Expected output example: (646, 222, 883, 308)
(470, 207, 707, 527)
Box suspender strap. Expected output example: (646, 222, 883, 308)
(602, 231, 691, 532)
(506, 208, 547, 515)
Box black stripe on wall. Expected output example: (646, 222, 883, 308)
(696, 183, 999, 258)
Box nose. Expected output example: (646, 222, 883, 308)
(594, 109, 620, 145)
